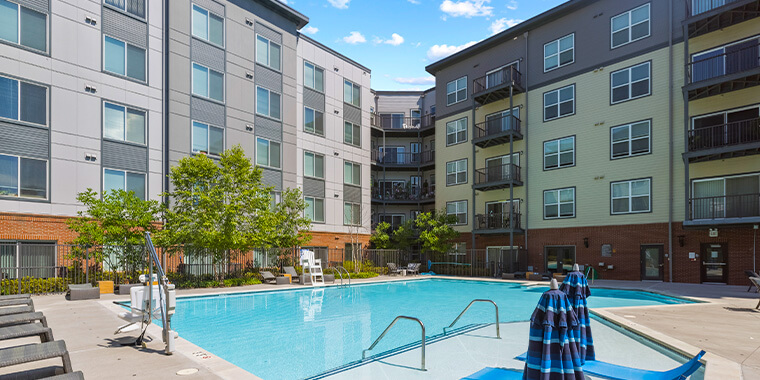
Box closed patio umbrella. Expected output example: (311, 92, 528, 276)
(523, 279, 584, 380)
(559, 265, 594, 363)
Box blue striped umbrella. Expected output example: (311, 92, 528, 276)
(560, 270, 594, 363)
(523, 289, 584, 380)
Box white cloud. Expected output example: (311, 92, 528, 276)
(394, 76, 436, 85)
(506, 0, 518, 10)
(328, 0, 350, 9)
(440, 0, 493, 18)
(407, 0, 421, 3)
(488, 18, 523, 35)
(375, 33, 405, 46)
(303, 26, 319, 35)
(426, 41, 478, 61)
(342, 31, 366, 44)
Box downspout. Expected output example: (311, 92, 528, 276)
(523, 31, 529, 270)
(682, 5, 691, 283)
(667, 0, 674, 282)
(163, 0, 170, 208)
(471, 104, 477, 253)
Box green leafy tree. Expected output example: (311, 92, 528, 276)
(266, 188, 312, 263)
(157, 145, 272, 282)
(415, 210, 460, 254)
(67, 188, 162, 282)
(369, 222, 391, 249)
(391, 219, 417, 250)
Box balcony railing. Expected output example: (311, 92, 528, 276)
(372, 185, 435, 202)
(371, 150, 435, 166)
(474, 164, 521, 186)
(688, 0, 745, 16)
(475, 212, 522, 231)
(474, 114, 521, 140)
(688, 117, 760, 151)
(371, 114, 435, 131)
(687, 39, 760, 84)
(689, 193, 760, 220)
(473, 65, 523, 95)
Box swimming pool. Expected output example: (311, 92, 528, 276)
(169, 279, 691, 379)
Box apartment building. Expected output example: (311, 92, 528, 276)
(425, 0, 760, 285)
(0, 1, 373, 264)
(370, 90, 437, 235)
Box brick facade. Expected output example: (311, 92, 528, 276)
(306, 231, 370, 263)
(0, 213, 78, 243)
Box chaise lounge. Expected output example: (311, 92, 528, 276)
(65, 284, 100, 301)
(0, 340, 84, 380)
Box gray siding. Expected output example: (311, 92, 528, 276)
(343, 103, 361, 125)
(102, 7, 148, 49)
(17, 0, 49, 13)
(304, 88, 325, 113)
(254, 65, 282, 93)
(343, 184, 361, 203)
(191, 97, 226, 127)
(193, 0, 224, 16)
(254, 22, 282, 44)
(261, 168, 282, 190)
(376, 93, 423, 115)
(254, 115, 281, 141)
(303, 178, 325, 198)
(102, 141, 148, 173)
(191, 39, 225, 72)
(0, 123, 48, 159)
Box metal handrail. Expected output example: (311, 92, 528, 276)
(334, 266, 351, 286)
(443, 299, 500, 339)
(362, 315, 427, 371)
(584, 266, 597, 285)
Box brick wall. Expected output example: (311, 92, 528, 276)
(0, 213, 78, 243)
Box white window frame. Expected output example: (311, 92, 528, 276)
(343, 160, 361, 186)
(102, 101, 146, 145)
(543, 84, 575, 121)
(304, 61, 324, 92)
(0, 153, 48, 200)
(303, 151, 324, 179)
(255, 34, 281, 71)
(485, 61, 519, 88)
(102, 168, 146, 199)
(256, 86, 281, 120)
(611, 120, 651, 159)
(0, 1, 48, 52)
(611, 3, 651, 49)
(343, 202, 361, 226)
(543, 136, 575, 170)
(191, 120, 224, 157)
(0, 74, 47, 127)
(191, 62, 224, 102)
(611, 178, 651, 214)
(103, 0, 145, 19)
(191, 4, 225, 48)
(446, 200, 468, 225)
(344, 121, 361, 147)
(446, 117, 468, 146)
(446, 158, 468, 186)
(305, 196, 325, 223)
(611, 62, 651, 104)
(103, 35, 146, 82)
(446, 76, 467, 106)
(544, 188, 575, 219)
(344, 80, 361, 107)
(544, 33, 575, 72)
(256, 137, 281, 169)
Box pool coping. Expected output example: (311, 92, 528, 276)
(102, 275, 740, 379)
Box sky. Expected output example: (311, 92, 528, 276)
(280, 0, 569, 91)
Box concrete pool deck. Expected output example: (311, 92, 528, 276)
(0, 276, 757, 379)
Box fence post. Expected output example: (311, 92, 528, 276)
(16, 242, 21, 295)
(85, 247, 89, 284)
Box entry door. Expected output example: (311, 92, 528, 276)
(545, 246, 575, 274)
(410, 143, 421, 163)
(701, 243, 728, 283)
(640, 245, 664, 281)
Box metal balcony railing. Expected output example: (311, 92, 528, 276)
(472, 65, 523, 95)
(474, 164, 521, 185)
(371, 150, 435, 165)
(475, 212, 522, 231)
(688, 117, 760, 151)
(687, 39, 760, 84)
(371, 114, 435, 130)
(474, 114, 521, 140)
(689, 193, 760, 220)
(688, 0, 745, 16)
(372, 185, 435, 202)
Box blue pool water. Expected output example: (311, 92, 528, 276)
(169, 279, 691, 379)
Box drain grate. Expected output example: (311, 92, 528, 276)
(176, 368, 199, 376)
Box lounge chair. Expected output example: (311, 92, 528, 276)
(387, 263, 401, 276)
(0, 305, 34, 316)
(407, 263, 420, 275)
(0, 294, 30, 300)
(751, 277, 760, 309)
(746, 270, 759, 292)
(462, 367, 522, 379)
(515, 350, 706, 380)
(284, 267, 301, 283)
(260, 271, 278, 284)
(0, 340, 76, 377)
(42, 372, 85, 380)
(0, 323, 53, 343)
(0, 297, 33, 308)
(65, 284, 100, 301)
(0, 312, 48, 328)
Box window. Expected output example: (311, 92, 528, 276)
(0, 75, 46, 126)
(256, 86, 281, 119)
(544, 34, 574, 72)
(304, 151, 324, 179)
(104, 36, 146, 81)
(192, 121, 224, 156)
(544, 136, 575, 170)
(192, 63, 224, 102)
(343, 161, 361, 186)
(446, 159, 467, 186)
(192, 4, 224, 47)
(104, 0, 145, 18)
(255, 35, 281, 71)
(343, 202, 361, 225)
(256, 138, 281, 169)
(0, 153, 46, 199)
(304, 107, 324, 136)
(449, 242, 466, 255)
(344, 121, 361, 147)
(446, 117, 467, 146)
(611, 179, 651, 214)
(544, 188, 575, 219)
(305, 197, 325, 223)
(611, 3, 650, 49)
(103, 168, 145, 200)
(103, 102, 145, 144)
(611, 62, 650, 104)
(611, 121, 650, 159)
(344, 80, 361, 107)
(0, 0, 46, 52)
(544, 84, 575, 121)
(269, 191, 281, 211)
(446, 76, 467, 105)
(304, 61, 324, 92)
(446, 200, 467, 225)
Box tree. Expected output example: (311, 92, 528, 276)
(266, 187, 312, 264)
(345, 204, 371, 273)
(369, 222, 391, 249)
(157, 145, 272, 281)
(415, 210, 460, 254)
(391, 219, 417, 250)
(66, 188, 162, 281)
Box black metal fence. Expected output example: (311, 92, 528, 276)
(688, 118, 760, 151)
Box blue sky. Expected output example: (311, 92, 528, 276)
(284, 0, 568, 90)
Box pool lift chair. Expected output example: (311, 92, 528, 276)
(113, 232, 178, 355)
(300, 249, 325, 286)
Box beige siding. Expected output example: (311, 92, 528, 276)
(435, 110, 474, 230)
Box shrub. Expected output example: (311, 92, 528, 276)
(1, 277, 71, 295)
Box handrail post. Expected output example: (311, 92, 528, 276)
(444, 299, 500, 339)
(362, 315, 426, 371)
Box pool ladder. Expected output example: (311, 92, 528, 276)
(332, 266, 351, 286)
(443, 299, 500, 339)
(362, 316, 426, 371)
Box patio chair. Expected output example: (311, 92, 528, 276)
(0, 297, 33, 308)
(0, 294, 31, 301)
(752, 277, 760, 309)
(407, 263, 420, 275)
(387, 263, 401, 276)
(65, 284, 100, 301)
(260, 271, 278, 284)
(283, 267, 301, 283)
(746, 270, 759, 292)
(0, 312, 48, 328)
(0, 340, 78, 378)
(0, 305, 34, 316)
(0, 323, 53, 343)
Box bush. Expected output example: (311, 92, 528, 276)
(1, 277, 71, 295)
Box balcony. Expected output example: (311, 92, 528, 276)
(473, 114, 523, 148)
(685, 38, 760, 100)
(473, 164, 522, 191)
(685, 0, 760, 38)
(685, 193, 760, 226)
(474, 212, 523, 234)
(685, 117, 760, 162)
(371, 150, 435, 170)
(371, 185, 435, 204)
(472, 65, 525, 106)
(370, 114, 435, 135)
